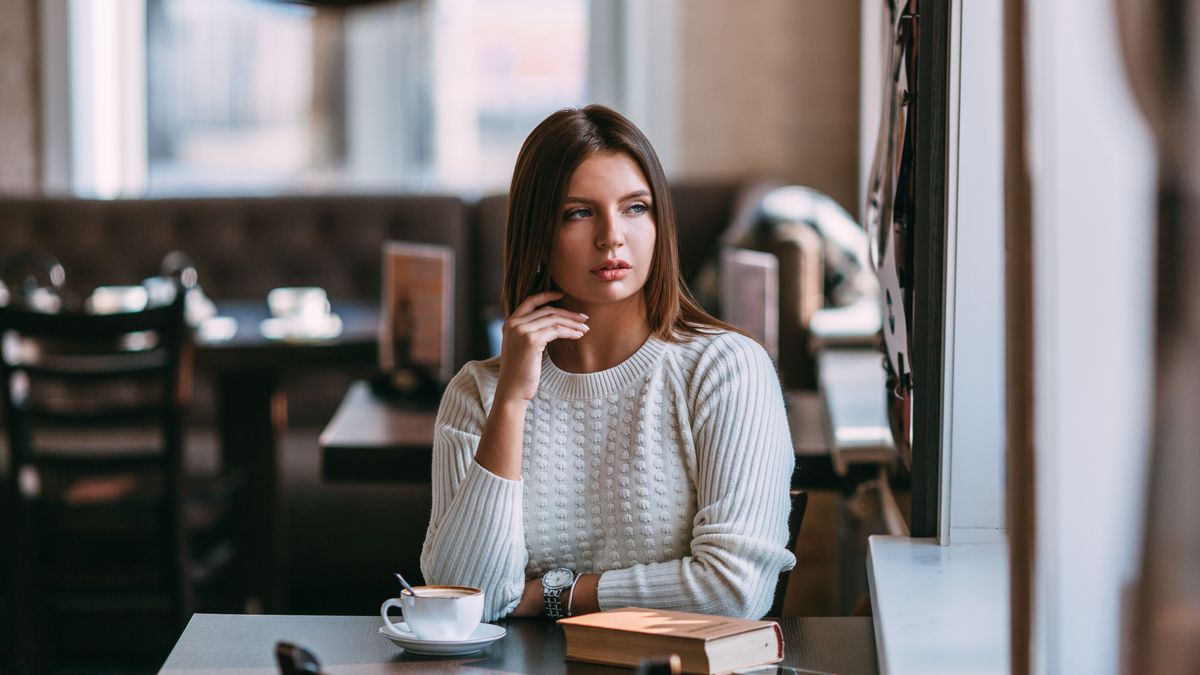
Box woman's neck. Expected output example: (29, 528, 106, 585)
(548, 295, 651, 374)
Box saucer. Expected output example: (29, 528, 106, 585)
(378, 622, 506, 656)
(259, 313, 343, 342)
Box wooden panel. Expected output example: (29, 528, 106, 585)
(0, 0, 38, 191)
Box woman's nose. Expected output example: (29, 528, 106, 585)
(596, 210, 625, 249)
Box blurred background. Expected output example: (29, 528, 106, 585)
(0, 2, 877, 672)
(0, 0, 863, 208)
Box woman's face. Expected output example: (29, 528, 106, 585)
(549, 151, 657, 312)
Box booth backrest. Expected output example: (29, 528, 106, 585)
(0, 194, 478, 365)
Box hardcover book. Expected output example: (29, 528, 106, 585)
(558, 607, 784, 674)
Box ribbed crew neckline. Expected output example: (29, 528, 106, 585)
(539, 336, 668, 400)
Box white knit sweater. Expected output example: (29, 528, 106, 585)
(419, 330, 796, 621)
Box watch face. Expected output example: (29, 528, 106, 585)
(543, 568, 574, 590)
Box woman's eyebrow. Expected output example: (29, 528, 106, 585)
(564, 190, 652, 204)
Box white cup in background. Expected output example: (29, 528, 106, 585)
(88, 285, 149, 315)
(141, 276, 179, 307)
(380, 585, 484, 641)
(267, 287, 330, 322)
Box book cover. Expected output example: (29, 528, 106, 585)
(559, 607, 784, 674)
(378, 241, 454, 385)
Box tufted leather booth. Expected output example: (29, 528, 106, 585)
(0, 195, 478, 366)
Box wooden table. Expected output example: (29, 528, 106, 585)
(160, 613, 879, 674)
(195, 300, 380, 612)
(319, 381, 437, 482)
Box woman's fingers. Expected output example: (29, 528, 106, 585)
(507, 306, 588, 328)
(512, 315, 589, 338)
(512, 290, 565, 318)
(541, 324, 587, 342)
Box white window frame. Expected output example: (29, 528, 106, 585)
(41, 0, 146, 197)
(937, 0, 1006, 545)
(588, 0, 681, 176)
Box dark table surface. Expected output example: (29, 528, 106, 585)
(194, 299, 379, 368)
(320, 380, 438, 482)
(160, 613, 878, 675)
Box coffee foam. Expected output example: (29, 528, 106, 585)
(409, 587, 476, 599)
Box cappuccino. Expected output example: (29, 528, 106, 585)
(382, 585, 484, 641)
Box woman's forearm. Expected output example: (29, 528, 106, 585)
(473, 396, 529, 480)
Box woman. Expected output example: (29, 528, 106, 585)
(420, 104, 795, 621)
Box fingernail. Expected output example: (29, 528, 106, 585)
(579, 313, 589, 320)
(581, 324, 590, 331)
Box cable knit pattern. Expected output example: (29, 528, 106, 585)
(420, 330, 796, 621)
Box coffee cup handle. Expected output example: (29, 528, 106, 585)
(380, 598, 414, 635)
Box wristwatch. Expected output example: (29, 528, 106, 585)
(541, 568, 577, 619)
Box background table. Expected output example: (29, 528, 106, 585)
(161, 613, 879, 674)
(319, 381, 437, 482)
(195, 300, 379, 611)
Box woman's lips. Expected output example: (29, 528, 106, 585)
(590, 259, 632, 281)
(593, 268, 631, 282)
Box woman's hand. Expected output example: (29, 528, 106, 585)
(495, 291, 589, 404)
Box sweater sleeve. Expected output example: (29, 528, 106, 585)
(419, 363, 528, 620)
(596, 334, 796, 618)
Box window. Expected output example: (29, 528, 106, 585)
(66, 0, 589, 196)
(146, 0, 319, 192)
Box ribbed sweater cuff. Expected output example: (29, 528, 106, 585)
(595, 565, 678, 610)
(449, 460, 522, 527)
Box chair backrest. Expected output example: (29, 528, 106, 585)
(1, 289, 200, 670)
(769, 489, 809, 617)
(0, 290, 188, 480)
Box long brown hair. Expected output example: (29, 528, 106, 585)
(502, 104, 739, 341)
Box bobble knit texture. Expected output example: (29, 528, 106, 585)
(420, 330, 796, 621)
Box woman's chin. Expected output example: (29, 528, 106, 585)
(560, 284, 643, 309)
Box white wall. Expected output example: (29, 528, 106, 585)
(939, 0, 1006, 544)
(1026, 1, 1156, 673)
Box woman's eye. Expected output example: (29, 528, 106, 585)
(626, 202, 650, 215)
(564, 207, 591, 220)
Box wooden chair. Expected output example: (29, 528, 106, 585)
(1, 287, 239, 671)
(769, 489, 809, 617)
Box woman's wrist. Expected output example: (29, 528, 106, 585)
(566, 573, 601, 616)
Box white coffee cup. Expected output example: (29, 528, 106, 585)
(380, 585, 484, 642)
(88, 285, 149, 314)
(267, 287, 330, 322)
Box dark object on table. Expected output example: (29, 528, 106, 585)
(275, 641, 328, 674)
(637, 654, 683, 674)
(0, 286, 241, 671)
(368, 368, 443, 409)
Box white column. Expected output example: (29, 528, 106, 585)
(68, 0, 146, 197)
(1026, 0, 1155, 672)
